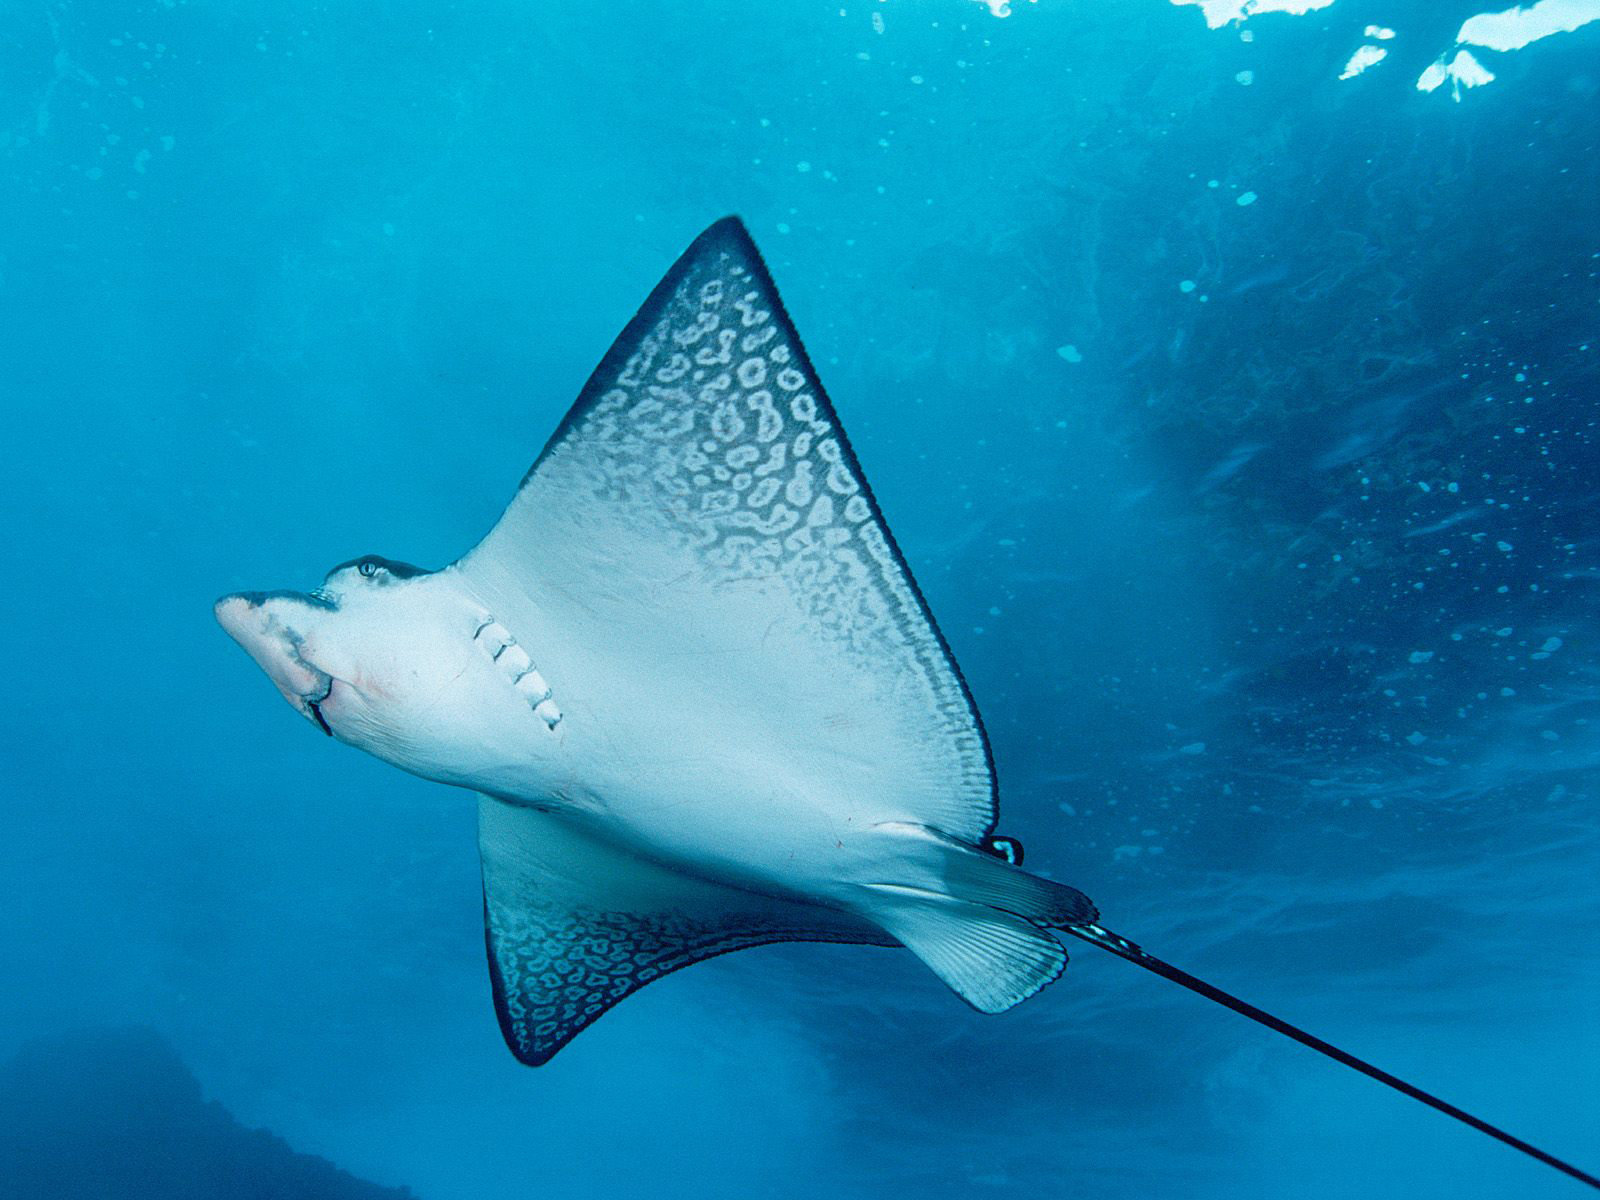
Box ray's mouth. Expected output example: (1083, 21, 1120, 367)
(270, 637, 337, 737)
(306, 680, 334, 737)
(215, 591, 339, 737)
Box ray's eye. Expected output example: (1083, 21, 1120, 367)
(358, 559, 380, 578)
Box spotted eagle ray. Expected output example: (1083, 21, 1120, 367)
(216, 218, 1596, 1190)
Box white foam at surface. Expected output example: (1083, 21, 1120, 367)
(1417, 49, 1496, 98)
(1412, 0, 1598, 100)
(1450, 49, 1497, 89)
(1456, 0, 1600, 52)
(1170, 0, 1336, 30)
(1339, 44, 1389, 78)
(973, 0, 1035, 16)
(1365, 24, 1396, 39)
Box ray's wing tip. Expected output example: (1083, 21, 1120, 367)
(509, 1040, 558, 1069)
(689, 214, 767, 271)
(487, 977, 561, 1068)
(697, 213, 753, 247)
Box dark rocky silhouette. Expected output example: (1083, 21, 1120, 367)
(0, 1028, 417, 1200)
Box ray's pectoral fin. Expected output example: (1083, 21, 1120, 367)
(459, 216, 998, 848)
(478, 796, 896, 1066)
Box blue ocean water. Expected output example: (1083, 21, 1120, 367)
(2, 2, 1597, 1197)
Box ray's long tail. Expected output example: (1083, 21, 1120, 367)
(1063, 923, 1600, 1192)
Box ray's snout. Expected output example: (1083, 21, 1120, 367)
(214, 592, 333, 718)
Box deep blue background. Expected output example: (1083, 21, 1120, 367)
(2, 2, 1596, 1197)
